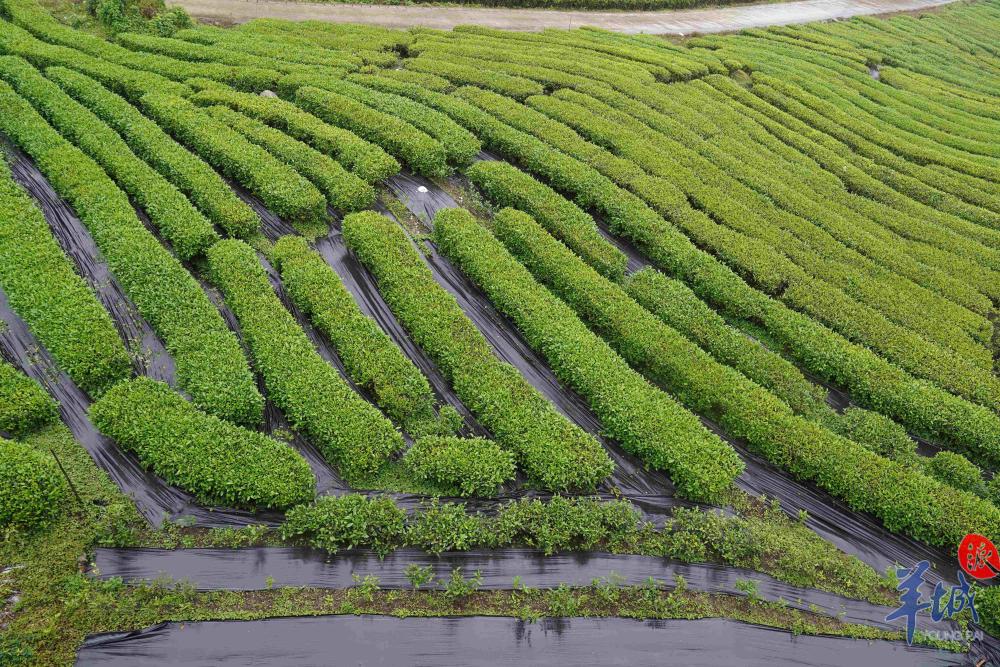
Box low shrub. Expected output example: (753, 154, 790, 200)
(824, 407, 917, 463)
(924, 451, 986, 497)
(342, 210, 612, 492)
(281, 494, 406, 557)
(90, 378, 314, 510)
(271, 235, 446, 437)
(293, 85, 449, 178)
(190, 85, 399, 183)
(0, 362, 57, 438)
(0, 152, 130, 397)
(402, 436, 515, 497)
(141, 93, 327, 233)
(207, 239, 404, 480)
(205, 105, 374, 216)
(0, 437, 66, 532)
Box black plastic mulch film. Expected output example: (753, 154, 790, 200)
(75, 616, 969, 666)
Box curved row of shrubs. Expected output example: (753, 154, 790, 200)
(91, 377, 314, 510)
(623, 268, 830, 419)
(142, 93, 327, 235)
(277, 73, 481, 166)
(402, 435, 516, 497)
(580, 80, 990, 315)
(206, 239, 405, 481)
(0, 361, 57, 438)
(0, 18, 188, 102)
(46, 66, 259, 239)
(486, 205, 1000, 548)
(293, 85, 450, 179)
(173, 26, 363, 70)
(466, 161, 627, 281)
(378, 73, 1000, 468)
(2, 0, 280, 91)
(523, 88, 991, 352)
(341, 210, 613, 492)
(404, 57, 543, 101)
(271, 235, 450, 438)
(115, 31, 313, 75)
(699, 76, 1000, 292)
(189, 85, 399, 184)
(0, 150, 130, 398)
(0, 56, 220, 261)
(205, 104, 375, 217)
(0, 436, 66, 532)
(435, 208, 742, 502)
(0, 82, 264, 426)
(457, 81, 995, 394)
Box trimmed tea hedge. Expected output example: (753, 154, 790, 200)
(404, 57, 543, 100)
(46, 66, 259, 239)
(0, 361, 57, 437)
(91, 378, 314, 510)
(276, 72, 480, 166)
(341, 210, 613, 492)
(205, 105, 374, 215)
(0, 56, 219, 260)
(272, 235, 448, 438)
(0, 437, 65, 531)
(141, 93, 327, 234)
(0, 17, 189, 102)
(2, 0, 278, 91)
(0, 149, 130, 397)
(206, 239, 405, 480)
(465, 160, 627, 281)
(190, 86, 399, 184)
(488, 206, 1000, 547)
(434, 207, 741, 502)
(624, 268, 829, 420)
(0, 83, 263, 426)
(403, 435, 516, 497)
(293, 85, 449, 178)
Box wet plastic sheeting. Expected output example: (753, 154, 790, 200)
(92, 545, 965, 635)
(75, 616, 962, 667)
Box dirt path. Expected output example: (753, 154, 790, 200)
(168, 0, 957, 34)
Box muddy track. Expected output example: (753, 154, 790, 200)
(167, 0, 958, 34)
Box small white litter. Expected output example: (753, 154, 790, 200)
(417, 186, 428, 193)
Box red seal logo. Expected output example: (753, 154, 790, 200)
(958, 533, 1000, 580)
